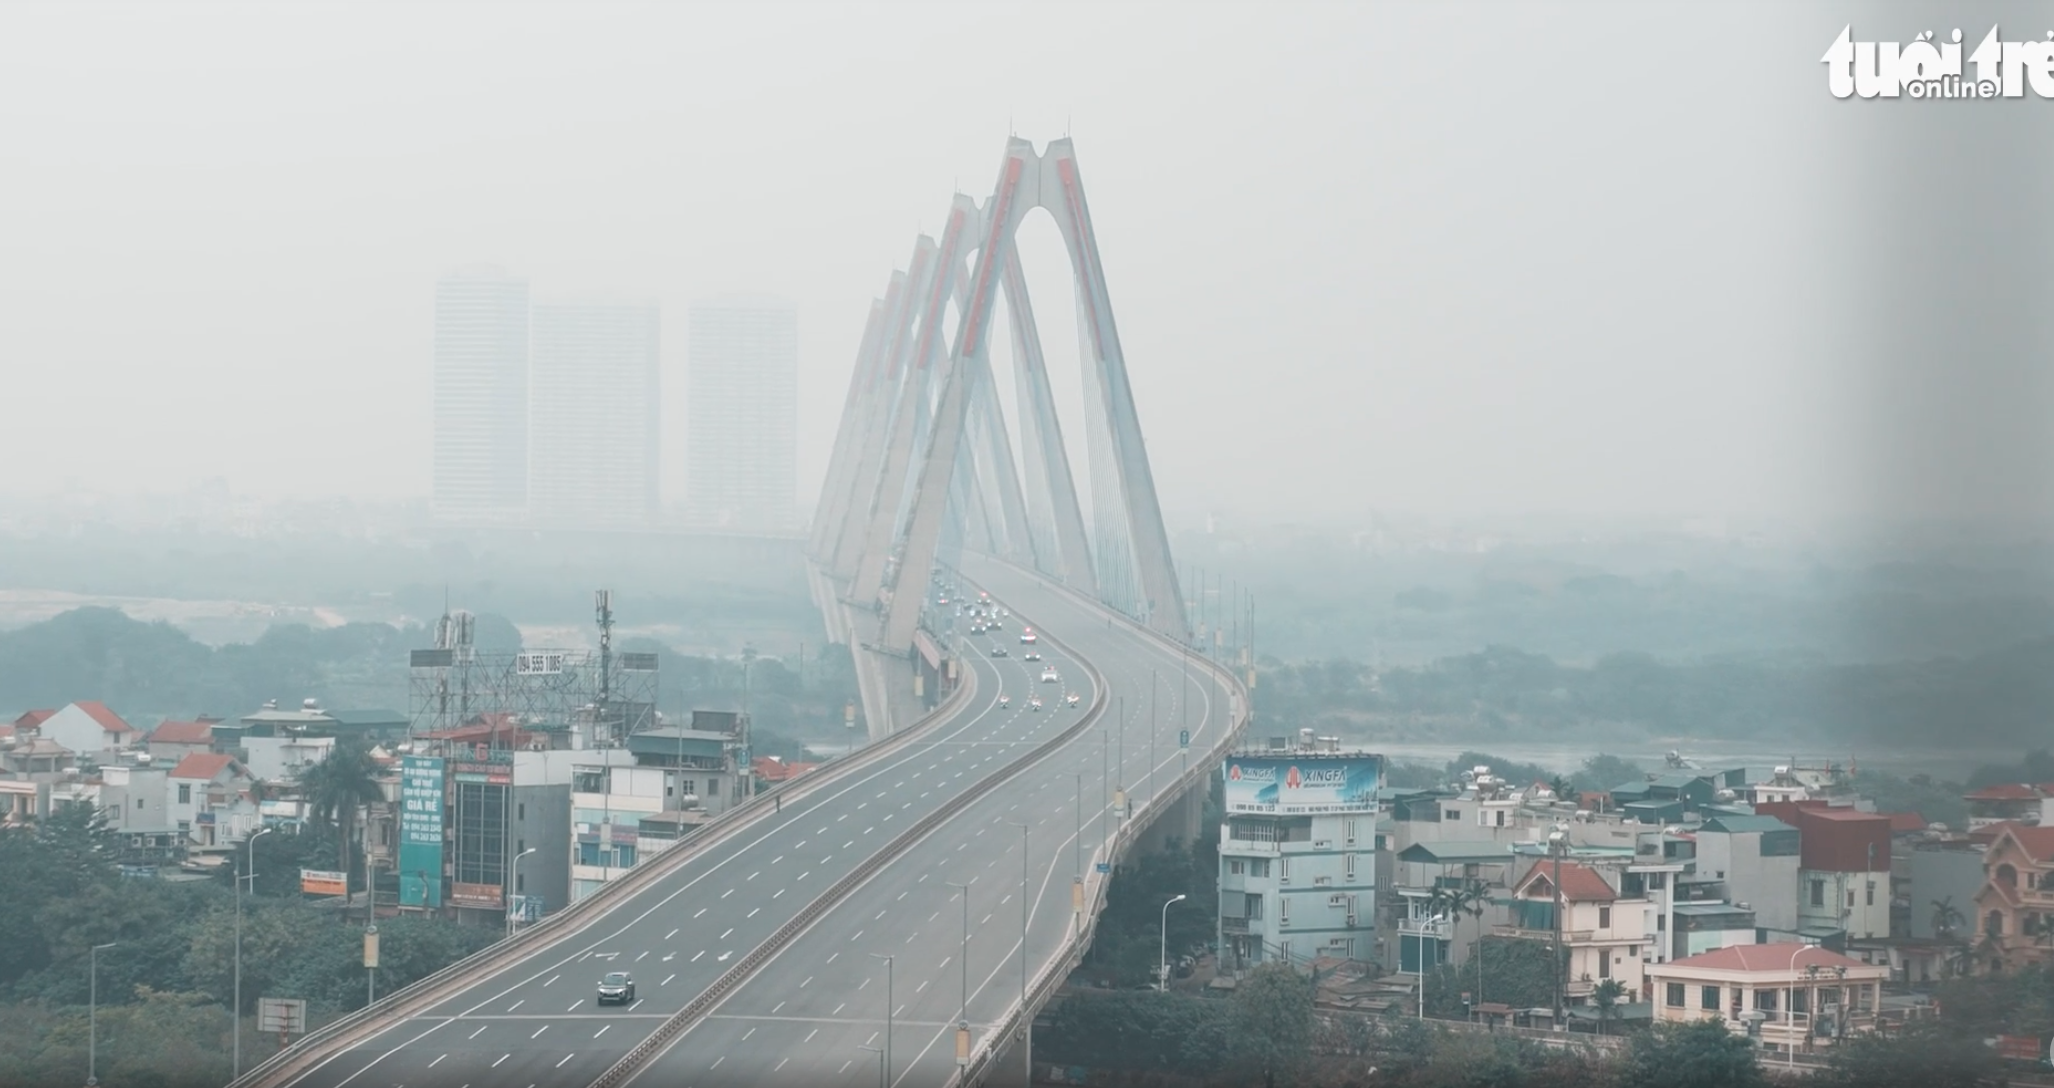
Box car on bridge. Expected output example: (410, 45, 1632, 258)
(596, 971, 635, 1005)
(998, 694, 1010, 708)
(1023, 650, 1041, 662)
(1020, 627, 1036, 644)
(1029, 696, 1043, 711)
(1040, 667, 1060, 683)
(1065, 692, 1080, 708)
(991, 644, 1008, 657)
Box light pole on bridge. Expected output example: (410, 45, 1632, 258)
(868, 952, 894, 1086)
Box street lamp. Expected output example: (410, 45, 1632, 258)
(88, 942, 115, 1087)
(867, 953, 893, 1086)
(1785, 943, 1811, 1070)
(857, 1045, 885, 1088)
(507, 847, 538, 938)
(235, 825, 274, 1078)
(1159, 894, 1188, 993)
(946, 880, 974, 1068)
(1010, 820, 1031, 1083)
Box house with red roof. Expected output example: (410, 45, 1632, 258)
(1964, 782, 2054, 830)
(752, 755, 820, 785)
(167, 752, 258, 848)
(1971, 821, 2054, 975)
(147, 718, 220, 762)
(1499, 859, 1653, 1003)
(1647, 942, 1887, 1054)
(36, 701, 139, 760)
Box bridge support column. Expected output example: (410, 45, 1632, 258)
(1131, 779, 1208, 859)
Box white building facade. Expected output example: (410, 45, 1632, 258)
(685, 297, 797, 532)
(1217, 746, 1382, 971)
(433, 268, 530, 523)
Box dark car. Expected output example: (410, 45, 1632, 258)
(597, 971, 635, 1005)
(991, 645, 1008, 657)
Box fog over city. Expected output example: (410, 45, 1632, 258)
(5, 0, 2047, 529)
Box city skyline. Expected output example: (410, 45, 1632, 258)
(686, 296, 799, 533)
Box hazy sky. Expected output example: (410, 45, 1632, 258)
(3, 1, 2050, 528)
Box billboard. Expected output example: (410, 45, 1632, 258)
(1222, 754, 1382, 814)
(300, 869, 348, 896)
(398, 756, 446, 908)
(451, 881, 504, 910)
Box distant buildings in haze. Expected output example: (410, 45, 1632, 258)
(431, 271, 798, 533)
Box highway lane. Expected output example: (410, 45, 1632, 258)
(629, 558, 1229, 1087)
(272, 608, 1095, 1088)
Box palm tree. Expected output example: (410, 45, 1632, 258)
(1928, 896, 1964, 940)
(1591, 978, 1628, 1035)
(1452, 879, 1491, 1012)
(302, 740, 382, 915)
(1419, 887, 1454, 1017)
(1547, 775, 1574, 802)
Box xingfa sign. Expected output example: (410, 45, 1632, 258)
(1224, 755, 1381, 814)
(1823, 26, 2054, 100)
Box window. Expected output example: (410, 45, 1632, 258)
(1810, 879, 1825, 907)
(178, 784, 191, 805)
(1344, 853, 1357, 882)
(517, 838, 525, 856)
(1847, 889, 1855, 908)
(1329, 893, 1349, 907)
(1599, 906, 1612, 929)
(1599, 950, 1611, 978)
(1866, 881, 1875, 907)
(1229, 860, 1246, 876)
(1344, 819, 1358, 845)
(1279, 857, 1290, 884)
(136, 799, 143, 809)
(1251, 859, 1270, 878)
(1701, 985, 1721, 1011)
(1245, 893, 1265, 920)
(1494, 810, 1506, 827)
(1279, 895, 1291, 924)
(1667, 982, 1686, 1008)
(1648, 873, 1666, 890)
(1444, 809, 1459, 821)
(517, 803, 525, 822)
(1657, 914, 1666, 931)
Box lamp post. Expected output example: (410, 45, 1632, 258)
(867, 953, 893, 1086)
(507, 847, 538, 938)
(1786, 943, 1810, 1070)
(947, 879, 973, 1069)
(1159, 894, 1187, 993)
(1548, 825, 1569, 1028)
(740, 645, 757, 800)
(857, 1045, 885, 1088)
(1010, 820, 1030, 1083)
(235, 825, 274, 1078)
(88, 941, 115, 1087)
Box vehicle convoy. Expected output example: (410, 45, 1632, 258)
(597, 971, 635, 1005)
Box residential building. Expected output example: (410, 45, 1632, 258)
(1217, 747, 1381, 972)
(685, 296, 798, 532)
(529, 298, 661, 530)
(147, 719, 218, 762)
(1760, 802, 1892, 941)
(0, 778, 45, 827)
(242, 734, 336, 784)
(166, 753, 258, 849)
(37, 701, 139, 761)
(434, 267, 531, 523)
(1670, 902, 1760, 959)
(1971, 821, 2054, 973)
(1693, 813, 1802, 936)
(1963, 782, 2054, 831)
(97, 761, 177, 855)
(1647, 943, 1888, 1054)
(1387, 841, 1516, 975)
(1500, 859, 1653, 1002)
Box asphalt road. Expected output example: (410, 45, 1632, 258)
(270, 561, 1159, 1088)
(625, 556, 1227, 1088)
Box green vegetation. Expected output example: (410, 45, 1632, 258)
(1420, 937, 1560, 1020)
(1082, 814, 1221, 989)
(0, 804, 497, 1088)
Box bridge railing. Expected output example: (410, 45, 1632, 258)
(954, 562, 1249, 1088)
(227, 646, 979, 1088)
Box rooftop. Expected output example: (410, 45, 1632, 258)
(73, 701, 136, 734)
(1516, 860, 1618, 903)
(151, 720, 217, 745)
(1661, 942, 1878, 975)
(169, 753, 245, 781)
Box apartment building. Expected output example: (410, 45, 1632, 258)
(1501, 859, 1654, 1002)
(1217, 745, 1381, 971)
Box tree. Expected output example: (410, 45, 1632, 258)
(1228, 961, 1314, 1087)
(1451, 879, 1490, 1011)
(1591, 977, 1628, 1035)
(1619, 1019, 1767, 1088)
(1811, 1020, 1995, 1088)
(301, 739, 382, 908)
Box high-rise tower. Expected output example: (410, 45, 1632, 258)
(528, 299, 661, 530)
(433, 268, 529, 523)
(686, 297, 798, 532)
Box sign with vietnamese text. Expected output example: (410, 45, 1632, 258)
(398, 756, 445, 908)
(300, 869, 347, 897)
(1222, 754, 1382, 814)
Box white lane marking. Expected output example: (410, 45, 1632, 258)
(799, 871, 810, 880)
(827, 952, 838, 963)
(797, 840, 808, 848)
(743, 1027, 757, 1041)
(630, 997, 644, 1011)
(662, 973, 676, 985)
(664, 929, 678, 940)
(1002, 894, 1011, 904)
(748, 907, 760, 918)
(532, 1025, 549, 1039)
(821, 856, 833, 864)
(721, 888, 734, 899)
(748, 871, 759, 881)
(635, 951, 648, 961)
(556, 1053, 575, 1068)
(906, 931, 918, 944)
(720, 928, 734, 940)
(876, 909, 887, 920)
(839, 1061, 852, 1073)
(860, 978, 869, 990)
(931, 912, 939, 922)
(802, 976, 813, 987)
(851, 929, 863, 940)
(898, 891, 908, 901)
(858, 802, 868, 810)
(834, 1002, 846, 1015)
(776, 1057, 789, 1071)
(710, 1055, 724, 1070)
(594, 1025, 610, 1038)
(545, 974, 560, 986)
(430, 1053, 447, 1068)
(566, 1001, 579, 1012)
(692, 950, 705, 962)
(774, 888, 785, 899)
(983, 914, 993, 925)
(694, 908, 707, 918)
(492, 1055, 510, 1068)
(508, 1000, 523, 1012)
(917, 980, 929, 992)
(940, 955, 950, 969)
(772, 855, 784, 864)
(772, 1001, 785, 1013)
(844, 841, 855, 849)
(468, 1025, 488, 1039)
(866, 1030, 879, 1045)
(838, 814, 848, 822)
(863, 827, 874, 835)
(807, 1028, 819, 1042)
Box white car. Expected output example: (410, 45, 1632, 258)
(1029, 697, 1043, 711)
(1065, 692, 1080, 707)
(1040, 668, 1059, 684)
(1023, 650, 1041, 662)
(998, 695, 1010, 708)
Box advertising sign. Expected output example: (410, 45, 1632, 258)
(300, 869, 348, 897)
(451, 881, 504, 910)
(398, 756, 445, 908)
(257, 998, 307, 1035)
(1222, 754, 1382, 814)
(516, 651, 567, 675)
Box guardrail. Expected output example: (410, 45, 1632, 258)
(591, 576, 1113, 1088)
(953, 562, 1249, 1087)
(228, 642, 978, 1088)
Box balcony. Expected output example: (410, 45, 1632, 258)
(1223, 838, 1283, 856)
(1222, 917, 1252, 935)
(1494, 925, 1593, 943)
(1399, 917, 1452, 940)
